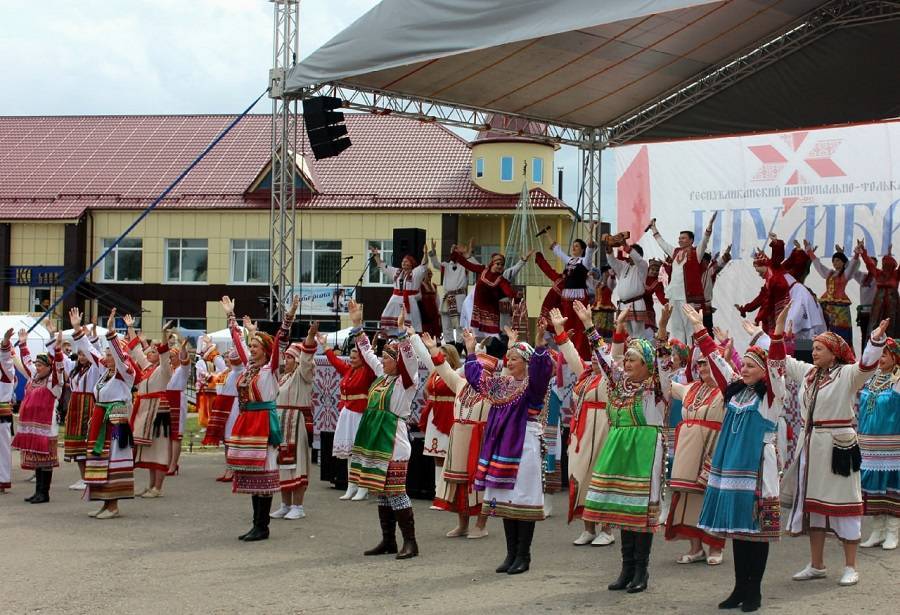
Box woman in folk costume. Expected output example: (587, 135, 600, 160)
(550, 308, 615, 547)
(11, 328, 64, 504)
(576, 301, 670, 594)
(807, 242, 857, 346)
(696, 304, 789, 613)
(858, 240, 900, 338)
(782, 316, 890, 587)
(413, 332, 497, 539)
(165, 336, 191, 476)
(548, 222, 597, 358)
(124, 314, 174, 499)
(663, 334, 690, 486)
(591, 266, 616, 340)
(0, 328, 16, 494)
(857, 337, 900, 550)
(370, 244, 428, 336)
(58, 314, 101, 491)
(467, 320, 554, 575)
(737, 238, 792, 336)
(349, 302, 421, 560)
(450, 245, 519, 339)
(72, 308, 136, 519)
(417, 341, 460, 509)
(270, 324, 317, 521)
(222, 294, 297, 542)
(318, 328, 376, 501)
(419, 266, 442, 341)
(195, 337, 225, 428)
(662, 305, 731, 566)
(543, 345, 573, 518)
(428, 238, 472, 345)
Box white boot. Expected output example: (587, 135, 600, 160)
(339, 483, 358, 500)
(860, 515, 886, 547)
(430, 465, 444, 510)
(883, 516, 899, 550)
(351, 487, 369, 501)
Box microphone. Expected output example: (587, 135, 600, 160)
(343, 256, 353, 260)
(535, 226, 552, 238)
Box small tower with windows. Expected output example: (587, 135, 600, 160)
(470, 116, 559, 194)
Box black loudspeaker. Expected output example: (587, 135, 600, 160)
(302, 96, 351, 160)
(391, 228, 426, 268)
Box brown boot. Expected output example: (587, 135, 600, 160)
(394, 507, 419, 560)
(364, 506, 398, 555)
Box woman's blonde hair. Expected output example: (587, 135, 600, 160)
(441, 344, 461, 369)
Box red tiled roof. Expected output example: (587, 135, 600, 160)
(0, 114, 570, 219)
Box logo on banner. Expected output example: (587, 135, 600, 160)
(748, 131, 846, 213)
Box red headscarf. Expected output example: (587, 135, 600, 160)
(813, 332, 856, 365)
(253, 332, 275, 358)
(885, 338, 900, 364)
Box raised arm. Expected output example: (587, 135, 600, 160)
(269, 296, 298, 373)
(0, 329, 15, 381)
(849, 320, 889, 389)
(535, 251, 562, 282)
(449, 249, 484, 274)
(504, 255, 527, 281)
(550, 307, 585, 377)
(397, 333, 419, 391)
(16, 330, 33, 380)
(652, 228, 675, 258)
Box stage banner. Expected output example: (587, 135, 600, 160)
(292, 285, 356, 316)
(614, 120, 900, 349)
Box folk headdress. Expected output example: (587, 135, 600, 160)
(813, 331, 856, 365)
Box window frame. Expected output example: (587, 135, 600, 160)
(475, 157, 485, 179)
(164, 238, 209, 284)
(532, 157, 543, 184)
(230, 239, 270, 285)
(500, 156, 514, 182)
(297, 239, 343, 286)
(100, 237, 143, 283)
(365, 239, 394, 286)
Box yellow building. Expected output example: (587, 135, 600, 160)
(0, 114, 576, 340)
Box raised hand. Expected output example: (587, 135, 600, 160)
(722, 244, 732, 263)
(420, 332, 437, 352)
(68, 307, 83, 329)
(3, 328, 13, 344)
(107, 308, 117, 332)
(535, 317, 549, 347)
(522, 249, 535, 262)
(348, 299, 363, 327)
(774, 301, 792, 336)
(462, 328, 476, 355)
(549, 307, 567, 334)
(123, 313, 135, 328)
(220, 295, 235, 314)
(306, 321, 319, 345)
(835, 244, 844, 254)
(713, 326, 730, 344)
(741, 319, 763, 338)
(572, 300, 593, 329)
(44, 319, 56, 335)
(615, 305, 631, 331)
(872, 318, 891, 340)
(503, 325, 519, 346)
(681, 303, 704, 333)
(162, 320, 175, 333)
(397, 307, 407, 332)
(659, 302, 673, 325)
(705, 211, 717, 234)
(18, 329, 27, 345)
(315, 332, 329, 348)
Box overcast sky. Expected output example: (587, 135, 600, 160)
(0, 0, 613, 217)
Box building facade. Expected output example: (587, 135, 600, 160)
(0, 114, 577, 340)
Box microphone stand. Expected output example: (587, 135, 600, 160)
(324, 256, 354, 347)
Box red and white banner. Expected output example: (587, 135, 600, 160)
(614, 120, 900, 348)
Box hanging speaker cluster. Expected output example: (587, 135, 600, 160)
(302, 96, 351, 160)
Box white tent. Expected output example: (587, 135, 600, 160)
(0, 315, 52, 358)
(286, 0, 822, 128)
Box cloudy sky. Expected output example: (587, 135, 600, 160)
(0, 0, 613, 214)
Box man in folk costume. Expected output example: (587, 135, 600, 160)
(370, 245, 428, 336)
(429, 238, 475, 345)
(165, 336, 191, 476)
(11, 328, 65, 504)
(858, 240, 900, 338)
(738, 241, 792, 336)
(650, 213, 716, 343)
(781, 317, 891, 587)
(125, 315, 175, 499)
(608, 243, 653, 340)
(195, 337, 224, 427)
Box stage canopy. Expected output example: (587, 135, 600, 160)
(285, 0, 900, 144)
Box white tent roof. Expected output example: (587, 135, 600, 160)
(286, 0, 824, 128)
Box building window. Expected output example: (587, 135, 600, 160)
(475, 157, 485, 179)
(366, 239, 394, 285)
(532, 157, 543, 184)
(98, 310, 137, 334)
(231, 239, 270, 284)
(500, 156, 514, 182)
(165, 239, 208, 283)
(102, 238, 142, 282)
(298, 240, 343, 285)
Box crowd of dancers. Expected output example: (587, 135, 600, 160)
(1, 221, 898, 613)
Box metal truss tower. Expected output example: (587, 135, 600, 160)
(268, 0, 301, 321)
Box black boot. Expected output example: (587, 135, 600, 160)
(741, 542, 768, 613)
(24, 470, 42, 503)
(496, 519, 519, 573)
(364, 506, 398, 555)
(626, 532, 652, 593)
(395, 507, 419, 559)
(238, 496, 259, 540)
(719, 540, 747, 609)
(608, 530, 636, 590)
(30, 469, 51, 504)
(243, 496, 271, 542)
(507, 520, 534, 574)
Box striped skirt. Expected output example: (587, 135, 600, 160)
(64, 392, 95, 461)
